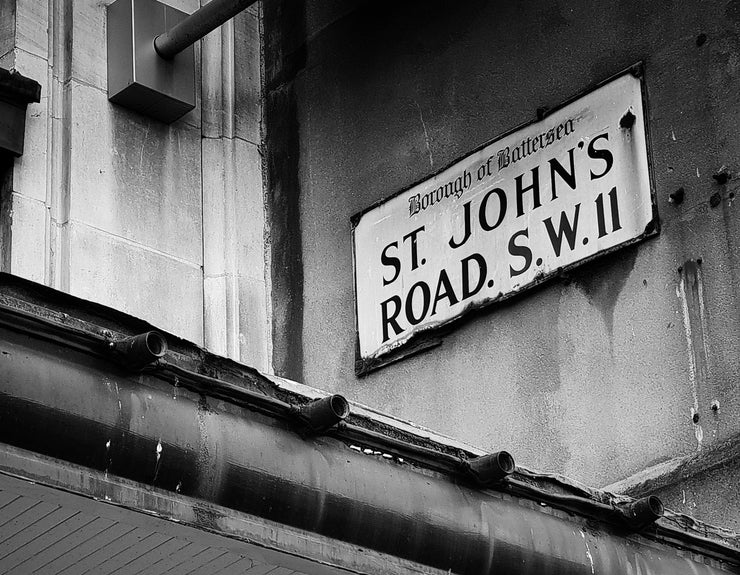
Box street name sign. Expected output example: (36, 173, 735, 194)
(352, 69, 657, 370)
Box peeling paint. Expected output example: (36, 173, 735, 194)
(154, 439, 163, 482)
(581, 531, 595, 574)
(677, 261, 711, 451)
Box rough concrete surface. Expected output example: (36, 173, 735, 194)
(266, 0, 740, 490)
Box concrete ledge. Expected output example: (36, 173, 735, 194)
(604, 432, 740, 498)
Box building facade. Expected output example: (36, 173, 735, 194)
(1, 0, 739, 572)
(261, 0, 740, 530)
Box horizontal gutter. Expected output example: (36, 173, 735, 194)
(0, 273, 738, 574)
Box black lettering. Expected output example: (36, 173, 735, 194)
(405, 281, 431, 326)
(548, 147, 577, 200)
(498, 148, 510, 170)
(515, 166, 541, 217)
(449, 202, 472, 249)
(454, 176, 464, 197)
(403, 226, 425, 270)
(381, 296, 403, 343)
(609, 186, 622, 232)
(408, 194, 420, 216)
(508, 229, 532, 277)
(595, 193, 607, 238)
(595, 187, 622, 237)
(479, 188, 507, 231)
(381, 241, 401, 286)
(588, 133, 614, 180)
(461, 253, 487, 299)
(477, 164, 487, 181)
(431, 269, 459, 315)
(463, 169, 472, 189)
(543, 204, 581, 257)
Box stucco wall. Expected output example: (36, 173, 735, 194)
(265, 0, 740, 490)
(2, 0, 271, 370)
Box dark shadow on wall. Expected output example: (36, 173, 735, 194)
(571, 243, 639, 337)
(0, 155, 12, 272)
(264, 0, 307, 381)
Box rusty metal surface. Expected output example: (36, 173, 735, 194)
(0, 306, 737, 574)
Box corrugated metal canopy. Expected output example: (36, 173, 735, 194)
(0, 444, 445, 575)
(0, 471, 316, 575)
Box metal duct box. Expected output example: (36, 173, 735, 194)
(106, 0, 195, 124)
(0, 68, 42, 156)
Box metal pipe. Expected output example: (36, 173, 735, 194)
(110, 331, 168, 371)
(298, 394, 350, 433)
(154, 0, 258, 59)
(467, 450, 516, 485)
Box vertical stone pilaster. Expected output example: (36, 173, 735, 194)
(202, 3, 270, 371)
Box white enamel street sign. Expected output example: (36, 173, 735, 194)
(352, 71, 656, 366)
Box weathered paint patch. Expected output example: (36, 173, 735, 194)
(677, 260, 711, 451)
(572, 245, 638, 336)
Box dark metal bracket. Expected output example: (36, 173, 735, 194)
(0, 68, 42, 157)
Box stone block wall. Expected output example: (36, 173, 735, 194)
(1, 0, 271, 371)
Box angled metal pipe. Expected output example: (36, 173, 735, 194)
(154, 0, 258, 59)
(110, 331, 168, 371)
(298, 394, 350, 433)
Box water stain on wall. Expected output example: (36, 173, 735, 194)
(512, 298, 571, 471)
(570, 245, 639, 336)
(676, 259, 712, 451)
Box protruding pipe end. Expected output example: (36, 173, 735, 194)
(298, 395, 351, 434)
(111, 331, 167, 371)
(468, 451, 515, 485)
(618, 495, 664, 529)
